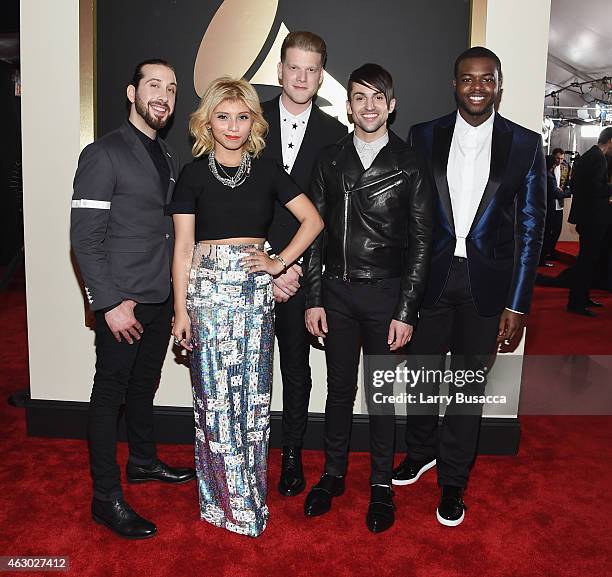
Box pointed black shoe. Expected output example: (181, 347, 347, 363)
(278, 446, 306, 496)
(92, 497, 157, 539)
(566, 305, 597, 317)
(586, 299, 604, 308)
(126, 459, 196, 484)
(436, 486, 466, 527)
(392, 457, 436, 485)
(366, 485, 395, 533)
(304, 473, 345, 517)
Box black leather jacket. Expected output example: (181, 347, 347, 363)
(303, 131, 433, 325)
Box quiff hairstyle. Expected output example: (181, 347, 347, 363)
(280, 31, 327, 68)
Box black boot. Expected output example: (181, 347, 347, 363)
(366, 485, 395, 533)
(304, 473, 345, 517)
(278, 446, 306, 496)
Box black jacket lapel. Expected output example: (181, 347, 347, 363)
(469, 114, 513, 233)
(292, 104, 321, 179)
(334, 133, 365, 191)
(265, 96, 283, 164)
(432, 120, 456, 234)
(158, 139, 176, 204)
(121, 122, 158, 177)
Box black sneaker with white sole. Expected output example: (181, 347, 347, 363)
(391, 457, 436, 486)
(436, 485, 465, 527)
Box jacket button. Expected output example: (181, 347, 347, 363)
(165, 233, 170, 239)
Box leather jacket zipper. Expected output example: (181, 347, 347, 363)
(351, 170, 403, 193)
(343, 186, 349, 280)
(368, 179, 404, 199)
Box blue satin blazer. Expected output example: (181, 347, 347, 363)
(409, 112, 546, 316)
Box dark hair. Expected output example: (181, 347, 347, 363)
(454, 46, 503, 84)
(130, 58, 174, 89)
(597, 126, 612, 145)
(281, 31, 327, 68)
(347, 63, 394, 104)
(552, 147, 564, 155)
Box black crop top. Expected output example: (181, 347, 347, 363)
(168, 156, 302, 241)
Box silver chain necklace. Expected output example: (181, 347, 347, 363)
(208, 150, 251, 188)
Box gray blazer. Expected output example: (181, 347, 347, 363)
(70, 121, 178, 311)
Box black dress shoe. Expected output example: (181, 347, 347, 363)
(586, 299, 604, 308)
(392, 457, 436, 486)
(278, 446, 306, 496)
(92, 497, 157, 539)
(126, 459, 196, 484)
(304, 473, 345, 517)
(436, 486, 466, 527)
(366, 485, 395, 533)
(566, 305, 597, 317)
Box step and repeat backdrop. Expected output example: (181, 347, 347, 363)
(94, 0, 470, 412)
(22, 0, 552, 427)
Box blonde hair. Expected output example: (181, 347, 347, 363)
(189, 77, 268, 158)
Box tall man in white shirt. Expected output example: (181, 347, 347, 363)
(260, 32, 347, 497)
(393, 47, 546, 526)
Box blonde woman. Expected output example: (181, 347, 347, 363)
(169, 77, 323, 537)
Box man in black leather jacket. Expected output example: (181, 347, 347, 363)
(302, 63, 433, 533)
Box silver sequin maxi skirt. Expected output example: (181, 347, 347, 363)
(187, 242, 274, 537)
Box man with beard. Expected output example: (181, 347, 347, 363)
(71, 59, 195, 539)
(393, 47, 546, 526)
(260, 31, 347, 497)
(303, 63, 433, 533)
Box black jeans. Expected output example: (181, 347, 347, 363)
(275, 286, 313, 447)
(569, 222, 609, 307)
(404, 258, 500, 488)
(542, 208, 564, 261)
(89, 298, 173, 500)
(322, 276, 400, 485)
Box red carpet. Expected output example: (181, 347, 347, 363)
(1, 255, 611, 577)
(525, 241, 612, 354)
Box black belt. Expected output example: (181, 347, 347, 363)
(323, 273, 388, 284)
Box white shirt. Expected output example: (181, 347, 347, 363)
(353, 132, 389, 170)
(447, 111, 495, 258)
(279, 98, 311, 174)
(553, 164, 563, 210)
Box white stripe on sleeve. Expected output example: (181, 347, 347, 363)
(71, 199, 111, 209)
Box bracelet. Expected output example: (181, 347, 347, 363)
(272, 254, 288, 273)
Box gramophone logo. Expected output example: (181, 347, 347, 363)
(194, 0, 350, 126)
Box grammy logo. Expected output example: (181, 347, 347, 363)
(194, 0, 350, 126)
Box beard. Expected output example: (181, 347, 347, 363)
(135, 95, 170, 131)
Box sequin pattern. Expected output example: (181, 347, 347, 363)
(187, 243, 274, 537)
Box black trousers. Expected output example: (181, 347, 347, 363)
(569, 222, 609, 307)
(542, 208, 564, 261)
(89, 297, 173, 500)
(404, 258, 499, 488)
(275, 286, 313, 447)
(322, 276, 400, 485)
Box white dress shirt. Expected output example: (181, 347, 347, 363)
(279, 98, 311, 173)
(353, 131, 389, 170)
(447, 111, 495, 258)
(553, 164, 563, 210)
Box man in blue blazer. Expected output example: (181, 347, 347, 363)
(392, 47, 546, 526)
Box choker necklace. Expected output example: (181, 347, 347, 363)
(208, 150, 251, 188)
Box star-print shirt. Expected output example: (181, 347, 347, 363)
(279, 97, 312, 174)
